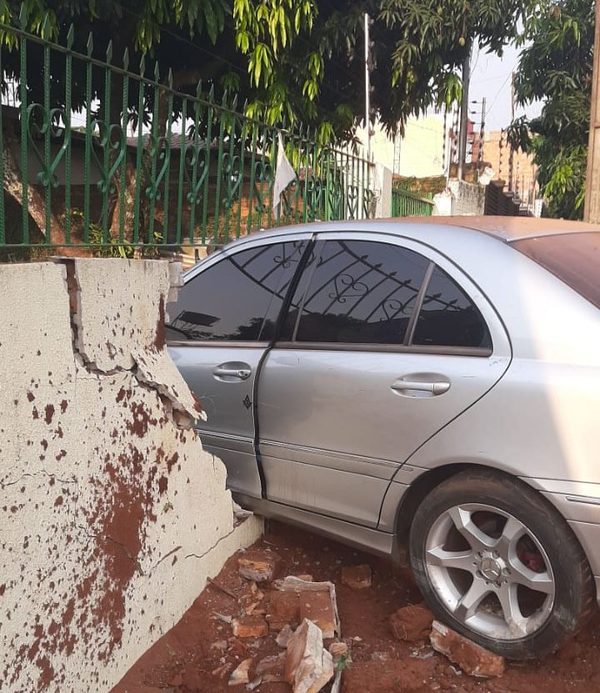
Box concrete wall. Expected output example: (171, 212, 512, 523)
(448, 180, 486, 216)
(356, 114, 446, 177)
(0, 259, 262, 691)
(374, 164, 393, 218)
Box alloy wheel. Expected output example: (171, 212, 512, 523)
(425, 503, 555, 640)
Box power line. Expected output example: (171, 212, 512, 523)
(485, 68, 515, 120)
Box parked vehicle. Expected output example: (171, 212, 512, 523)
(167, 216, 600, 659)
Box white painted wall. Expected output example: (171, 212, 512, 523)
(0, 259, 262, 691)
(357, 114, 446, 177)
(374, 164, 393, 218)
(448, 180, 486, 216)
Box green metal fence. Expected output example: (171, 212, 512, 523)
(0, 14, 374, 256)
(391, 189, 435, 217)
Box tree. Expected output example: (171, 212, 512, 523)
(508, 0, 594, 219)
(231, 0, 538, 140)
(5, 0, 542, 137)
(0, 0, 543, 243)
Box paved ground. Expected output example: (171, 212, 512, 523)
(114, 521, 600, 693)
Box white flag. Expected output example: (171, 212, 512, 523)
(272, 132, 296, 215)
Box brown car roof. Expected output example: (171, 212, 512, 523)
(383, 215, 600, 243)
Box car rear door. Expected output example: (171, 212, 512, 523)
(168, 235, 310, 499)
(256, 231, 511, 527)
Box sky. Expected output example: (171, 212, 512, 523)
(470, 42, 542, 132)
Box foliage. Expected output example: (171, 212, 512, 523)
(236, 0, 539, 138)
(1, 0, 540, 142)
(509, 0, 594, 218)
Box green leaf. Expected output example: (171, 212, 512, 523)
(204, 1, 219, 44)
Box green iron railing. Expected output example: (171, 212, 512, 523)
(391, 189, 435, 218)
(0, 13, 375, 257)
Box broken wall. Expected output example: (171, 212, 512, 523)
(0, 258, 262, 691)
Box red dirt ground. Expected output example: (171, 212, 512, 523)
(114, 521, 600, 693)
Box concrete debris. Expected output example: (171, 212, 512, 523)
(246, 677, 262, 690)
(256, 653, 286, 682)
(285, 619, 335, 693)
(214, 612, 233, 624)
(430, 621, 506, 678)
(244, 601, 266, 616)
(276, 625, 294, 648)
(328, 641, 351, 673)
(228, 658, 253, 687)
(390, 603, 434, 642)
(328, 642, 349, 661)
(240, 582, 265, 618)
(295, 574, 313, 582)
(274, 576, 340, 638)
(330, 670, 342, 693)
(233, 501, 254, 522)
(238, 552, 279, 583)
(232, 615, 269, 639)
(212, 663, 231, 679)
(340, 564, 372, 590)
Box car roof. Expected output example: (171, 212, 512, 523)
(378, 215, 600, 243)
(240, 215, 600, 247)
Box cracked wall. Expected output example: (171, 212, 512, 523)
(0, 259, 262, 691)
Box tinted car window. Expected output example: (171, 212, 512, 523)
(513, 233, 600, 309)
(290, 240, 429, 344)
(413, 266, 491, 349)
(168, 241, 306, 341)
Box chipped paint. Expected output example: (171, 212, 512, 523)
(0, 259, 262, 691)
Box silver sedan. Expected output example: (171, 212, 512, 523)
(167, 216, 600, 659)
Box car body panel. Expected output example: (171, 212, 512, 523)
(170, 217, 600, 604)
(169, 342, 266, 498)
(256, 230, 511, 527)
(168, 230, 313, 499)
(259, 348, 509, 526)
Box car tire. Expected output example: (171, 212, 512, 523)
(409, 469, 595, 659)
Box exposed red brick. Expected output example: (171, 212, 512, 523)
(389, 603, 434, 642)
(430, 621, 505, 678)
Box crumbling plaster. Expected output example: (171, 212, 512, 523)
(0, 259, 261, 691)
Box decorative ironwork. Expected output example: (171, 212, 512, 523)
(0, 19, 374, 252)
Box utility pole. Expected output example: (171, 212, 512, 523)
(457, 43, 472, 181)
(508, 72, 515, 192)
(584, 0, 600, 222)
(478, 96, 487, 173)
(364, 12, 372, 163)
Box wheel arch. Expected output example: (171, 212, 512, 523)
(392, 463, 575, 563)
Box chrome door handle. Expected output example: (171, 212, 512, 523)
(213, 365, 252, 381)
(391, 380, 451, 395)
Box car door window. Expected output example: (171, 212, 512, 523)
(286, 239, 430, 345)
(168, 240, 307, 342)
(412, 265, 492, 349)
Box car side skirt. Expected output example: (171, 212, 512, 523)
(233, 493, 397, 559)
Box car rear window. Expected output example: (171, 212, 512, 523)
(513, 233, 600, 309)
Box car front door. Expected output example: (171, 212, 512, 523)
(168, 235, 310, 499)
(257, 232, 511, 527)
